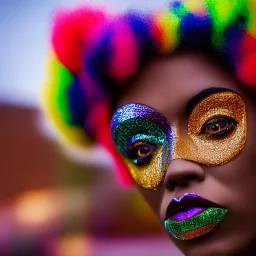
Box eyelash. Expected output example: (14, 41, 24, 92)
(127, 141, 158, 166)
(201, 116, 237, 138)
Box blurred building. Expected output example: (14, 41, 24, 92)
(0, 103, 182, 255)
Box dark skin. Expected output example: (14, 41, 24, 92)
(114, 51, 256, 256)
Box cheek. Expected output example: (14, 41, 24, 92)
(246, 103, 256, 159)
(208, 109, 256, 210)
(137, 186, 164, 218)
(234, 105, 256, 183)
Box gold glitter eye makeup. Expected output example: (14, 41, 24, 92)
(127, 141, 158, 166)
(201, 116, 237, 138)
(178, 91, 247, 166)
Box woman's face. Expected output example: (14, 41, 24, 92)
(112, 51, 256, 256)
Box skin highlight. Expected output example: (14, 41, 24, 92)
(114, 51, 256, 256)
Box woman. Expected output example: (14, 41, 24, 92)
(42, 0, 256, 255)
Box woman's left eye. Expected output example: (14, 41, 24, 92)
(127, 141, 158, 165)
(201, 117, 237, 137)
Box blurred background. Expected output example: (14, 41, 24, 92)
(0, 0, 183, 255)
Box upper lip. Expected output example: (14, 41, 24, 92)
(165, 193, 223, 220)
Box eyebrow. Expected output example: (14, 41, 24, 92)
(186, 87, 234, 116)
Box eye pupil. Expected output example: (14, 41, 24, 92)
(209, 123, 220, 132)
(127, 142, 158, 166)
(138, 146, 149, 157)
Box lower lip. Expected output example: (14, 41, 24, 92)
(164, 207, 228, 241)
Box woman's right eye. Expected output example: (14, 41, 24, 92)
(127, 141, 158, 165)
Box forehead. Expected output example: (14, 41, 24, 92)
(117, 51, 243, 118)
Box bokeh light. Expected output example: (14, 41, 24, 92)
(14, 190, 59, 229)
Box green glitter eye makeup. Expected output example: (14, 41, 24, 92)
(111, 104, 172, 189)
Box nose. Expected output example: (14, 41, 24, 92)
(164, 159, 205, 191)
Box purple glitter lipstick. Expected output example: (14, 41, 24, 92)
(170, 207, 207, 221)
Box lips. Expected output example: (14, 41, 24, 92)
(164, 193, 228, 241)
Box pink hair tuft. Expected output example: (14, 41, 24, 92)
(52, 7, 106, 73)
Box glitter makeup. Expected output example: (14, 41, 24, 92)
(111, 104, 173, 189)
(111, 91, 247, 189)
(173, 91, 247, 165)
(170, 207, 206, 221)
(164, 207, 228, 240)
(164, 193, 228, 241)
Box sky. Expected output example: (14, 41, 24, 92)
(0, 0, 169, 107)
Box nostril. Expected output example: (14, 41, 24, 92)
(185, 174, 197, 181)
(164, 160, 205, 191)
(167, 175, 197, 190)
(167, 180, 176, 191)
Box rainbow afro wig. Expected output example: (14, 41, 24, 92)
(41, 0, 256, 186)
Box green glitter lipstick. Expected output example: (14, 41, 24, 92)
(164, 193, 228, 240)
